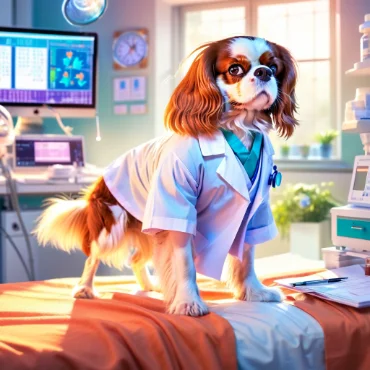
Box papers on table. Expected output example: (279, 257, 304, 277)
(275, 265, 370, 308)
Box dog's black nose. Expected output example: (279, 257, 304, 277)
(254, 67, 272, 82)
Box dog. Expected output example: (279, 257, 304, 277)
(35, 36, 297, 317)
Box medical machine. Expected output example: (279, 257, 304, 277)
(0, 27, 98, 125)
(13, 135, 85, 170)
(324, 152, 370, 268)
(325, 132, 370, 269)
(323, 31, 370, 267)
(331, 156, 370, 254)
(326, 159, 370, 268)
(9, 134, 90, 184)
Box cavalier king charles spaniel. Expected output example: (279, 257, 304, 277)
(35, 36, 297, 316)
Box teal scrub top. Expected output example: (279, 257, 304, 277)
(221, 129, 263, 180)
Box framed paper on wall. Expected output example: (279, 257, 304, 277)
(113, 28, 149, 70)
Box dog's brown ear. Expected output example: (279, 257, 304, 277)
(164, 43, 223, 137)
(268, 42, 298, 138)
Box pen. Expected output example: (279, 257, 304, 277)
(292, 277, 348, 287)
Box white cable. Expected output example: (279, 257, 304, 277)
(95, 114, 101, 141)
(47, 106, 73, 136)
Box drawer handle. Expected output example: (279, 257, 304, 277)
(351, 226, 364, 231)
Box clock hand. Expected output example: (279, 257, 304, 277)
(131, 51, 142, 60)
(128, 36, 136, 48)
(119, 50, 131, 60)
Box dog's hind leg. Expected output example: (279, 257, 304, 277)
(72, 246, 100, 299)
(131, 263, 160, 292)
(128, 230, 159, 292)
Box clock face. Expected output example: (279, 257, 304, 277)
(113, 31, 148, 68)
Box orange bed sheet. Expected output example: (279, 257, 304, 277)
(0, 277, 237, 370)
(2, 269, 370, 370)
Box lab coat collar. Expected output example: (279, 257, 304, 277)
(198, 131, 225, 157)
(198, 129, 275, 203)
(261, 131, 275, 156)
(199, 131, 250, 201)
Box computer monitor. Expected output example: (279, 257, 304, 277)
(13, 135, 85, 169)
(0, 27, 98, 119)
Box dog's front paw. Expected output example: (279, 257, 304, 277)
(72, 285, 98, 299)
(236, 282, 284, 302)
(168, 296, 209, 316)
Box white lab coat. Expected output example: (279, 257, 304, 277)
(104, 130, 277, 280)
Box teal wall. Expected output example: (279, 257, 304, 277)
(342, 134, 362, 166)
(33, 0, 157, 168)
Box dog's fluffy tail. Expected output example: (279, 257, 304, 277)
(34, 198, 89, 254)
(34, 177, 153, 271)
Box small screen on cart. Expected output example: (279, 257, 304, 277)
(353, 166, 368, 191)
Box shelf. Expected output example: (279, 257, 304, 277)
(346, 60, 370, 76)
(342, 119, 370, 133)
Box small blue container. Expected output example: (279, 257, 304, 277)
(320, 144, 332, 159)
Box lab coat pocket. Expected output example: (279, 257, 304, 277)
(193, 231, 209, 256)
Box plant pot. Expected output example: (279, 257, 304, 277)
(300, 145, 310, 158)
(290, 220, 331, 260)
(320, 144, 332, 158)
(280, 147, 290, 158)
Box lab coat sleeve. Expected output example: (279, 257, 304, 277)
(244, 200, 278, 245)
(141, 153, 199, 236)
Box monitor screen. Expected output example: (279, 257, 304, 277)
(0, 27, 97, 107)
(353, 166, 369, 191)
(14, 136, 84, 167)
(348, 156, 370, 207)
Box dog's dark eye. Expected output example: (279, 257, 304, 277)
(270, 64, 277, 75)
(228, 64, 244, 76)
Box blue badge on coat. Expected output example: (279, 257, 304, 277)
(269, 165, 282, 188)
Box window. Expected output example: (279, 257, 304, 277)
(178, 0, 337, 159)
(180, 3, 247, 73)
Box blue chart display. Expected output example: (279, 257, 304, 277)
(0, 29, 96, 106)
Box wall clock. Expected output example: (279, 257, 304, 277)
(113, 29, 148, 69)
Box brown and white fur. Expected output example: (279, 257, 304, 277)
(34, 36, 297, 316)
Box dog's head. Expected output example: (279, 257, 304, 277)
(165, 36, 298, 138)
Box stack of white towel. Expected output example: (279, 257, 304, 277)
(345, 88, 370, 121)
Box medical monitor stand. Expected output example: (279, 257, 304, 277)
(15, 116, 43, 135)
(7, 106, 96, 135)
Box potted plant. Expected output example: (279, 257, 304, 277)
(314, 130, 339, 158)
(272, 182, 339, 260)
(300, 144, 310, 158)
(280, 144, 290, 158)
